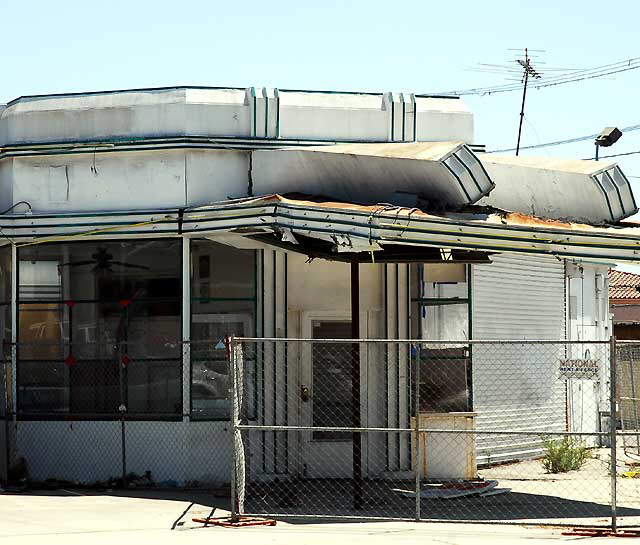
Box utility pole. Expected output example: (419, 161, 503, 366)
(515, 48, 542, 156)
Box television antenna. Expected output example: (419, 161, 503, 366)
(513, 48, 542, 155)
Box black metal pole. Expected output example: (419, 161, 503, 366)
(351, 259, 363, 509)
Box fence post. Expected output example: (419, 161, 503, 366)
(628, 348, 640, 453)
(413, 343, 421, 521)
(119, 405, 127, 488)
(118, 341, 128, 489)
(227, 335, 238, 522)
(2, 351, 9, 483)
(610, 335, 617, 533)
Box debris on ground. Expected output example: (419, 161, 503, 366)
(393, 479, 511, 500)
(562, 527, 640, 537)
(192, 515, 277, 528)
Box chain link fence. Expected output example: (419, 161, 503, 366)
(0, 339, 232, 491)
(4, 336, 640, 529)
(617, 343, 640, 456)
(229, 338, 640, 528)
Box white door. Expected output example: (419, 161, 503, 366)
(300, 316, 365, 478)
(567, 326, 602, 447)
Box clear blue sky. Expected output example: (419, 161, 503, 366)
(4, 0, 640, 262)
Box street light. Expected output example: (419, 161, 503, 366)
(595, 127, 622, 161)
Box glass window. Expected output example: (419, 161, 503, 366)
(411, 264, 469, 341)
(17, 239, 182, 417)
(311, 320, 352, 441)
(19, 240, 181, 302)
(411, 263, 471, 413)
(190, 240, 256, 420)
(416, 347, 470, 413)
(192, 240, 255, 299)
(421, 303, 468, 342)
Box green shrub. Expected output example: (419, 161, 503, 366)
(541, 437, 591, 473)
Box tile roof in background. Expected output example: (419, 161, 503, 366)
(610, 269, 640, 300)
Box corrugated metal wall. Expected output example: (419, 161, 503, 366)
(471, 253, 566, 463)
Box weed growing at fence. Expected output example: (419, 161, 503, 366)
(541, 437, 591, 473)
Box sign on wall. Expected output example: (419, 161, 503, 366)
(559, 358, 600, 380)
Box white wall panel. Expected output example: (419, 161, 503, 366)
(185, 150, 249, 205)
(16, 420, 232, 484)
(2, 88, 473, 146)
(0, 160, 14, 211)
(13, 150, 187, 212)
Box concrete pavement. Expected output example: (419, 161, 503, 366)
(0, 489, 617, 544)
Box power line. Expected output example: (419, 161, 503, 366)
(488, 123, 640, 153)
(584, 149, 640, 160)
(447, 57, 640, 95)
(437, 56, 640, 96)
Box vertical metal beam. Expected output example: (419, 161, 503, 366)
(466, 264, 474, 410)
(610, 335, 617, 533)
(182, 237, 191, 422)
(384, 264, 389, 471)
(351, 259, 363, 509)
(414, 342, 421, 521)
(284, 252, 288, 472)
(10, 244, 17, 416)
(629, 348, 640, 454)
(9, 244, 17, 477)
(272, 251, 277, 472)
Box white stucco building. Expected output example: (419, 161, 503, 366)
(0, 86, 637, 484)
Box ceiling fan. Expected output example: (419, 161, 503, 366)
(59, 247, 150, 274)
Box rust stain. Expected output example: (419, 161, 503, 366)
(212, 193, 640, 238)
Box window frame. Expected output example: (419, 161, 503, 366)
(188, 239, 257, 421)
(411, 263, 473, 413)
(15, 238, 184, 421)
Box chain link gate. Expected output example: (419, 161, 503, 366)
(229, 337, 631, 528)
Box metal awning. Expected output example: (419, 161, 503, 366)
(249, 231, 492, 263)
(6, 193, 640, 264)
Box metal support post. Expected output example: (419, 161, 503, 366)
(229, 336, 239, 521)
(414, 343, 421, 521)
(2, 353, 9, 483)
(351, 260, 363, 510)
(610, 336, 617, 533)
(118, 340, 128, 489)
(119, 408, 127, 488)
(628, 349, 640, 454)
